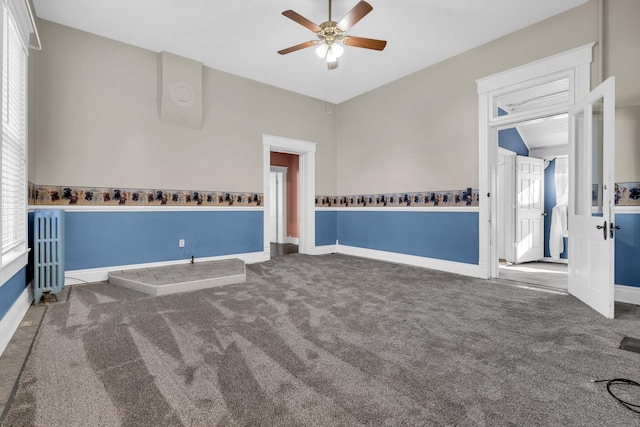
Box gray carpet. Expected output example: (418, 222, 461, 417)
(2, 254, 640, 426)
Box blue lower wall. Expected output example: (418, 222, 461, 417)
(20, 208, 640, 290)
(64, 210, 263, 270)
(615, 213, 640, 288)
(0, 213, 33, 322)
(316, 211, 338, 246)
(337, 210, 479, 264)
(0, 267, 27, 322)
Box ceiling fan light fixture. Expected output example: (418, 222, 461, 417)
(279, 0, 386, 70)
(328, 43, 344, 61)
(315, 43, 329, 59)
(316, 42, 344, 62)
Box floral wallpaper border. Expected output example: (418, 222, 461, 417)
(615, 182, 640, 206)
(317, 181, 640, 208)
(26, 181, 640, 208)
(316, 188, 479, 208)
(29, 183, 263, 207)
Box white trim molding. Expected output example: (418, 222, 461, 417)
(615, 284, 640, 306)
(7, 0, 35, 50)
(313, 244, 338, 255)
(542, 257, 569, 264)
(615, 206, 640, 214)
(476, 43, 595, 94)
(337, 244, 486, 279)
(285, 237, 299, 245)
(0, 283, 33, 357)
(65, 251, 269, 286)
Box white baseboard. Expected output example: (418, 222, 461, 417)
(65, 251, 269, 286)
(285, 237, 299, 245)
(615, 284, 640, 305)
(336, 245, 486, 278)
(312, 244, 338, 255)
(0, 283, 33, 357)
(542, 257, 569, 264)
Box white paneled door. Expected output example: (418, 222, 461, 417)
(515, 156, 545, 264)
(269, 168, 287, 244)
(269, 172, 278, 243)
(568, 77, 616, 319)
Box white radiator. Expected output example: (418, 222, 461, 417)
(33, 209, 65, 304)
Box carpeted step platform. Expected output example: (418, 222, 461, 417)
(108, 258, 245, 296)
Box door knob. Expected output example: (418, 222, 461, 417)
(596, 220, 607, 240)
(610, 222, 621, 239)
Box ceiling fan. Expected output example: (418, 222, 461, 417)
(278, 0, 387, 70)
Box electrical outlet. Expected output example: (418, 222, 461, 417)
(179, 239, 185, 247)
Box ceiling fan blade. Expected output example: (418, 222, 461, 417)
(278, 41, 318, 55)
(343, 36, 387, 51)
(337, 1, 373, 31)
(282, 10, 322, 33)
(327, 59, 339, 71)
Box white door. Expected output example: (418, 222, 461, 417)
(498, 150, 516, 263)
(568, 77, 616, 319)
(269, 172, 278, 243)
(515, 156, 545, 264)
(269, 169, 287, 244)
(497, 155, 507, 260)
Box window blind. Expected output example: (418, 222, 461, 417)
(1, 3, 26, 255)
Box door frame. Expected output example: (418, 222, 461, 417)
(476, 43, 594, 279)
(263, 135, 316, 256)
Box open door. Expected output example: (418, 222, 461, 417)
(568, 77, 616, 319)
(515, 156, 545, 264)
(269, 169, 286, 244)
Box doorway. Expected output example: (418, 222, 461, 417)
(269, 154, 299, 258)
(262, 135, 317, 258)
(495, 116, 569, 291)
(477, 43, 593, 282)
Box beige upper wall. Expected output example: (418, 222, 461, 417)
(607, 0, 640, 107)
(30, 19, 337, 194)
(607, 0, 640, 183)
(30, 1, 640, 195)
(617, 106, 640, 181)
(337, 0, 639, 194)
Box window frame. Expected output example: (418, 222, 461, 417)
(0, 0, 32, 288)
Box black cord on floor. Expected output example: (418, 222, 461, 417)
(592, 378, 640, 414)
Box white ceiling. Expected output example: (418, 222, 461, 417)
(32, 0, 588, 104)
(517, 114, 569, 151)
